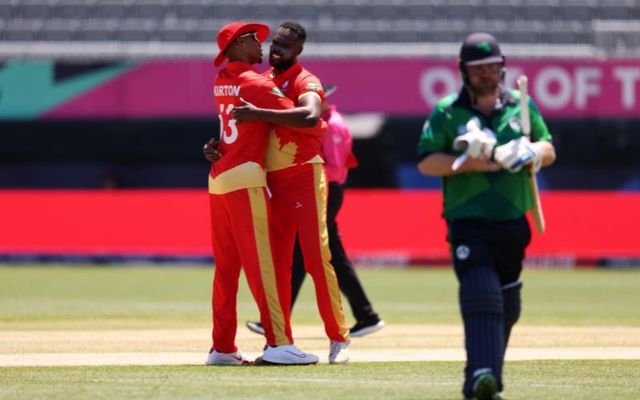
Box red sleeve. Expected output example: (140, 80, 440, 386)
(296, 74, 325, 104)
(242, 76, 296, 110)
(291, 73, 326, 136)
(298, 118, 327, 137)
(244, 74, 325, 136)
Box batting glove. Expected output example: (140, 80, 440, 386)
(453, 118, 497, 160)
(493, 136, 541, 173)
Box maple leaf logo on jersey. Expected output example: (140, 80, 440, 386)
(270, 87, 285, 97)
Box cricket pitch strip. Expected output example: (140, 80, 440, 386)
(1, 325, 639, 366)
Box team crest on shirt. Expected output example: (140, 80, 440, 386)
(509, 116, 523, 133)
(456, 244, 470, 260)
(271, 87, 285, 97)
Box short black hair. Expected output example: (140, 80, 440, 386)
(279, 21, 306, 43)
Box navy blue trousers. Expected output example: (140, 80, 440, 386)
(447, 216, 530, 397)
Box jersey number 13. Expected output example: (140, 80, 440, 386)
(218, 103, 238, 144)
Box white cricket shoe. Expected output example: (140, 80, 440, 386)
(206, 349, 253, 366)
(328, 340, 350, 364)
(261, 344, 319, 365)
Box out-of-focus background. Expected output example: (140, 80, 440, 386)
(1, 0, 639, 268)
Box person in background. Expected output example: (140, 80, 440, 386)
(246, 83, 385, 339)
(233, 21, 351, 364)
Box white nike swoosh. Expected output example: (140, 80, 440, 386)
(284, 351, 307, 358)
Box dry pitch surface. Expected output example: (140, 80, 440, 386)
(2, 324, 639, 367)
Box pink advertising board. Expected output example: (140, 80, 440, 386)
(45, 58, 640, 119)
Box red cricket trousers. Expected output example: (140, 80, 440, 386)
(268, 163, 349, 343)
(209, 187, 293, 353)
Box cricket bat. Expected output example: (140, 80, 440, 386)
(517, 75, 546, 233)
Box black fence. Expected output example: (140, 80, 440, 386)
(2, 117, 639, 190)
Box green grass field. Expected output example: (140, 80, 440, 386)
(1, 265, 639, 399)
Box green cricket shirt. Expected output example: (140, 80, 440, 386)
(417, 86, 552, 221)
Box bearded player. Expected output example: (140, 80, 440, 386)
(205, 20, 318, 366)
(417, 33, 556, 398)
(233, 21, 351, 364)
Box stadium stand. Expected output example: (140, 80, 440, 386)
(0, 0, 638, 57)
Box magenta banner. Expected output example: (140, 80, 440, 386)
(44, 58, 640, 119)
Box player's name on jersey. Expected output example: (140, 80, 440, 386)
(214, 85, 241, 97)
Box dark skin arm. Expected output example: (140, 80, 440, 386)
(202, 138, 221, 163)
(232, 94, 322, 128)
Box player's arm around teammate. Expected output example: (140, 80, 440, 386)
(232, 24, 322, 129)
(246, 87, 385, 340)
(232, 21, 352, 364)
(232, 91, 322, 128)
(205, 21, 319, 367)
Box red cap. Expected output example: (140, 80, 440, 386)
(214, 21, 270, 67)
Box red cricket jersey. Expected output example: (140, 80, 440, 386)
(264, 62, 328, 172)
(210, 62, 296, 194)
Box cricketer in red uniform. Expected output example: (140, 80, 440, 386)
(265, 60, 351, 347)
(208, 22, 300, 360)
(230, 22, 350, 363)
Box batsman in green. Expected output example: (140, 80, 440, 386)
(417, 32, 556, 400)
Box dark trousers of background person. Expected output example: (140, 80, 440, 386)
(290, 182, 379, 324)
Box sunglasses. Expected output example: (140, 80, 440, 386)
(237, 31, 258, 42)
